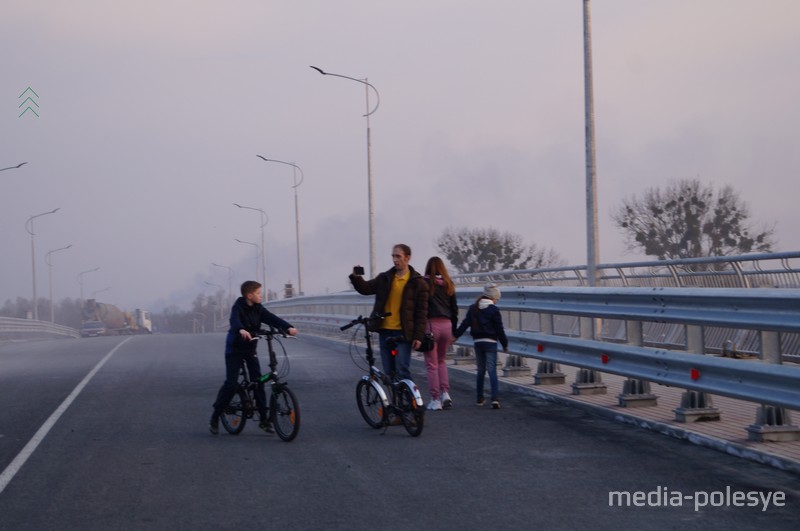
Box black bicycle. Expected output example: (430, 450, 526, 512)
(219, 328, 300, 442)
(341, 314, 425, 436)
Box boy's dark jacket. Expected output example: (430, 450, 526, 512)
(225, 297, 292, 354)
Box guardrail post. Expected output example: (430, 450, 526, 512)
(534, 360, 566, 385)
(618, 320, 659, 407)
(572, 317, 606, 395)
(674, 324, 720, 421)
(502, 310, 531, 376)
(760, 331, 781, 365)
(453, 346, 475, 365)
(746, 405, 800, 442)
(673, 391, 721, 422)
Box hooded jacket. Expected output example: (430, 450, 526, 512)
(454, 297, 508, 350)
(350, 266, 430, 342)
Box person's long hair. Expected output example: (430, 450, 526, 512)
(424, 256, 455, 296)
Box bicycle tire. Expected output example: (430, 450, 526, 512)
(398, 385, 424, 437)
(270, 385, 300, 442)
(356, 379, 386, 429)
(220, 389, 248, 435)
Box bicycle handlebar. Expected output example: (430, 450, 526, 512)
(339, 312, 390, 331)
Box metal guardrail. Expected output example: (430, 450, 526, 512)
(267, 287, 800, 411)
(0, 317, 80, 340)
(451, 251, 800, 289)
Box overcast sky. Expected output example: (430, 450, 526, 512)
(2, 0, 799, 313)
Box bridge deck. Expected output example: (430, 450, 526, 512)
(411, 350, 800, 473)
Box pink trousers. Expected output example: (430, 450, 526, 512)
(424, 317, 452, 400)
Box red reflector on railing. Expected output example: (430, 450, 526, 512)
(690, 368, 700, 380)
(601, 354, 609, 364)
(537, 344, 544, 353)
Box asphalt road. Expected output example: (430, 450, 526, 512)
(0, 333, 797, 530)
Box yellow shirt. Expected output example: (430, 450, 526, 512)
(382, 270, 409, 330)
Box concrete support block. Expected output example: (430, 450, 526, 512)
(534, 360, 566, 385)
(453, 346, 475, 365)
(746, 405, 800, 442)
(673, 391, 721, 422)
(571, 368, 607, 395)
(618, 378, 658, 408)
(502, 354, 531, 377)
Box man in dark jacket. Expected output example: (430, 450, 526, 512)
(349, 244, 429, 381)
(209, 280, 297, 435)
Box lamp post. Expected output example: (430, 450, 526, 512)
(205, 281, 224, 330)
(211, 262, 233, 309)
(25, 207, 60, 320)
(583, 0, 600, 287)
(0, 162, 27, 172)
(78, 266, 100, 305)
(256, 156, 305, 295)
(45, 244, 72, 323)
(234, 204, 268, 295)
(234, 238, 260, 281)
(310, 65, 380, 278)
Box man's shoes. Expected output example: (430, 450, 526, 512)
(259, 420, 274, 434)
(441, 391, 453, 409)
(427, 398, 442, 411)
(209, 415, 219, 435)
(476, 397, 485, 407)
(491, 399, 501, 410)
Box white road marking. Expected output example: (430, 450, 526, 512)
(0, 338, 132, 495)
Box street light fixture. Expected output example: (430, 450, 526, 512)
(25, 207, 60, 320)
(78, 267, 100, 305)
(91, 286, 111, 299)
(0, 162, 27, 172)
(256, 156, 305, 295)
(234, 238, 260, 281)
(233, 204, 268, 295)
(310, 65, 380, 278)
(45, 244, 72, 323)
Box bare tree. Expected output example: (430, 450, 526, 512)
(612, 179, 775, 261)
(435, 226, 564, 274)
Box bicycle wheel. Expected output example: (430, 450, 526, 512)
(356, 379, 386, 429)
(398, 385, 424, 437)
(270, 385, 300, 442)
(220, 389, 248, 435)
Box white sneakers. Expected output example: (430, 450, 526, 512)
(441, 391, 453, 409)
(428, 391, 453, 411)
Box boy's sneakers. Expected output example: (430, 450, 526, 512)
(209, 415, 219, 435)
(476, 397, 485, 407)
(427, 398, 442, 411)
(259, 420, 274, 434)
(441, 391, 453, 409)
(491, 399, 501, 409)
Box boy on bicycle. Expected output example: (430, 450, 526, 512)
(209, 280, 297, 435)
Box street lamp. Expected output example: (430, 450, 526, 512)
(78, 267, 100, 304)
(234, 238, 260, 281)
(0, 162, 27, 172)
(234, 203, 268, 295)
(25, 207, 60, 320)
(211, 262, 233, 309)
(583, 0, 600, 287)
(310, 65, 380, 278)
(256, 156, 305, 295)
(45, 244, 72, 323)
(205, 281, 224, 329)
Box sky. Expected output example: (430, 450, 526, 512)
(2, 0, 799, 313)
